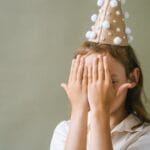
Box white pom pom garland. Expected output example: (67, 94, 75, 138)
(125, 27, 132, 35)
(85, 0, 131, 45)
(113, 37, 122, 45)
(110, 0, 118, 8)
(102, 20, 110, 29)
(91, 14, 97, 22)
(97, 0, 104, 7)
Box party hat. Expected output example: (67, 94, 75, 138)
(85, 0, 133, 46)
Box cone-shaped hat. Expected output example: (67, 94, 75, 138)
(85, 0, 133, 46)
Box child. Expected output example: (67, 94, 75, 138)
(50, 0, 150, 149)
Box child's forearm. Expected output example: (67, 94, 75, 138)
(65, 109, 88, 150)
(90, 109, 113, 150)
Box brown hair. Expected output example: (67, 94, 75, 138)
(74, 41, 150, 128)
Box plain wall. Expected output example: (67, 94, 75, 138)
(0, 0, 150, 150)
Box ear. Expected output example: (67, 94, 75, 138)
(127, 68, 140, 89)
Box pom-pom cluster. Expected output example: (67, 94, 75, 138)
(85, 0, 133, 45)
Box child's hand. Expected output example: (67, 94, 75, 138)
(61, 55, 89, 114)
(87, 56, 131, 113)
(87, 56, 113, 112)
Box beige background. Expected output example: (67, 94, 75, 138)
(0, 0, 149, 150)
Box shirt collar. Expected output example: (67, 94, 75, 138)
(111, 114, 144, 134)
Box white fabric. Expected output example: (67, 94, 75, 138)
(50, 113, 150, 150)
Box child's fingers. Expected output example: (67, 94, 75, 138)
(72, 55, 81, 81)
(98, 56, 104, 81)
(117, 83, 132, 98)
(88, 65, 92, 84)
(77, 57, 84, 83)
(92, 57, 98, 82)
(103, 56, 111, 83)
(68, 59, 75, 83)
(82, 66, 88, 92)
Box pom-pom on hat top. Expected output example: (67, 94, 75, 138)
(85, 0, 133, 46)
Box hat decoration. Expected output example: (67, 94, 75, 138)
(85, 0, 133, 46)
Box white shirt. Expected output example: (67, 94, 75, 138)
(50, 113, 150, 150)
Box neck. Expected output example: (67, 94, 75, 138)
(110, 107, 128, 130)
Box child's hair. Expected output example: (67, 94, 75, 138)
(74, 41, 150, 129)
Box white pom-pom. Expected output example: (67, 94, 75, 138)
(97, 0, 104, 7)
(125, 27, 132, 35)
(108, 32, 112, 36)
(116, 27, 121, 32)
(113, 37, 122, 45)
(113, 19, 117, 23)
(91, 14, 97, 22)
(90, 31, 97, 39)
(85, 31, 97, 39)
(102, 20, 110, 29)
(116, 10, 121, 16)
(124, 12, 130, 19)
(121, 0, 126, 5)
(123, 36, 126, 39)
(128, 35, 134, 43)
(85, 31, 91, 39)
(110, 0, 118, 8)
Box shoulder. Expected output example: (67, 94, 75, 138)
(50, 120, 70, 150)
(53, 120, 70, 135)
(127, 122, 150, 149)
